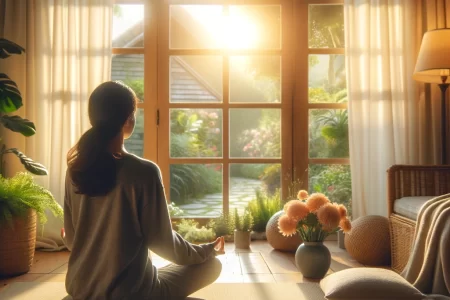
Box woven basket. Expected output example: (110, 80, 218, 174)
(389, 214, 416, 273)
(0, 209, 37, 276)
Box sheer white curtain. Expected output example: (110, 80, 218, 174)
(344, 0, 421, 218)
(1, 0, 112, 249)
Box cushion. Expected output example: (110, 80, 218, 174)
(320, 268, 425, 300)
(393, 196, 434, 220)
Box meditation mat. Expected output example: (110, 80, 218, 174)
(0, 282, 325, 300)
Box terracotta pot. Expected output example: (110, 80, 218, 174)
(0, 209, 37, 276)
(234, 230, 251, 249)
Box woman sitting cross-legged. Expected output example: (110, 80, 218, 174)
(63, 81, 224, 300)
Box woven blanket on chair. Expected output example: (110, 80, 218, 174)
(401, 194, 450, 296)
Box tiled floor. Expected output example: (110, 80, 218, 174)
(0, 241, 364, 293)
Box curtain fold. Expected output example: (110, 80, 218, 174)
(344, 0, 421, 218)
(0, 0, 112, 250)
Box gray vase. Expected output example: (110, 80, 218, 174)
(295, 242, 331, 279)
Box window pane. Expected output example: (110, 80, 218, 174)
(309, 164, 352, 216)
(308, 5, 344, 49)
(125, 108, 144, 157)
(113, 4, 144, 47)
(169, 5, 281, 49)
(309, 55, 346, 104)
(170, 109, 222, 158)
(309, 109, 349, 158)
(111, 54, 144, 102)
(170, 56, 222, 103)
(230, 109, 281, 158)
(230, 164, 281, 214)
(171, 164, 223, 217)
(170, 5, 223, 49)
(228, 5, 281, 49)
(230, 56, 281, 103)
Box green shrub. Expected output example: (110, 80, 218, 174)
(260, 164, 281, 195)
(168, 202, 184, 217)
(175, 219, 216, 243)
(208, 213, 234, 237)
(233, 208, 253, 232)
(247, 189, 281, 232)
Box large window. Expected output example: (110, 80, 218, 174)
(112, 0, 350, 218)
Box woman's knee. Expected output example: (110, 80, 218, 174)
(203, 258, 222, 281)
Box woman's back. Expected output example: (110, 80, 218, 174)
(64, 154, 162, 299)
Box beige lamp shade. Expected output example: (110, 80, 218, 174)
(414, 28, 450, 84)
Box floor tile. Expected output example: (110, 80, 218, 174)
(34, 273, 66, 282)
(243, 274, 275, 283)
(29, 251, 70, 274)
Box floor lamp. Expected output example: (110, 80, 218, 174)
(413, 28, 450, 164)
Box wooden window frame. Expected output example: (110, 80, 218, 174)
(293, 0, 347, 190)
(113, 0, 348, 219)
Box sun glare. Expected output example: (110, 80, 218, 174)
(185, 6, 259, 49)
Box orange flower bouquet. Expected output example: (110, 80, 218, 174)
(278, 190, 351, 242)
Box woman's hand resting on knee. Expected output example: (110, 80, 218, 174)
(213, 236, 225, 255)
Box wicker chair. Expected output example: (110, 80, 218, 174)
(387, 165, 450, 273)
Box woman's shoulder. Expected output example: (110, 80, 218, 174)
(120, 153, 161, 178)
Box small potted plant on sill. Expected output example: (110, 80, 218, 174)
(0, 38, 63, 276)
(233, 208, 253, 249)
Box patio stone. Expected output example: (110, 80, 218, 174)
(179, 203, 208, 209)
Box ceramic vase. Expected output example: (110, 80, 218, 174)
(295, 241, 331, 279)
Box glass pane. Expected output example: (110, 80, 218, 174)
(230, 163, 281, 215)
(170, 5, 223, 49)
(170, 109, 222, 158)
(111, 54, 144, 102)
(171, 164, 223, 217)
(309, 109, 349, 158)
(230, 56, 281, 103)
(228, 6, 281, 49)
(169, 5, 281, 49)
(113, 4, 144, 47)
(230, 109, 281, 158)
(125, 108, 144, 157)
(170, 56, 222, 103)
(309, 55, 347, 103)
(308, 5, 344, 48)
(309, 164, 352, 216)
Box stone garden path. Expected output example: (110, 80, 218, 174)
(178, 177, 264, 217)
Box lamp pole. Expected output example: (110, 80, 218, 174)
(440, 76, 449, 165)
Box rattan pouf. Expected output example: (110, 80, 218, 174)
(266, 211, 302, 252)
(344, 215, 391, 266)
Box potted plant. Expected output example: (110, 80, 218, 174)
(0, 38, 62, 276)
(247, 189, 281, 240)
(233, 208, 253, 249)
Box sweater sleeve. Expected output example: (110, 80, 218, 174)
(139, 165, 215, 265)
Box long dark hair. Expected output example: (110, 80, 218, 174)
(67, 81, 137, 196)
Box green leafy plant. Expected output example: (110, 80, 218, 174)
(167, 202, 184, 217)
(208, 213, 234, 237)
(247, 189, 281, 232)
(175, 219, 216, 243)
(0, 38, 47, 176)
(260, 164, 281, 195)
(233, 208, 253, 232)
(0, 172, 63, 227)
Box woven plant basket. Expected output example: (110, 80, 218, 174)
(0, 209, 37, 276)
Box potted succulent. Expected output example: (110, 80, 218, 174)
(0, 38, 63, 276)
(233, 208, 254, 249)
